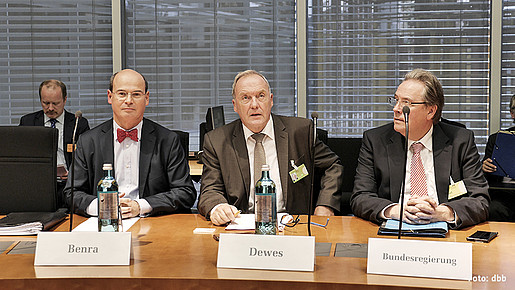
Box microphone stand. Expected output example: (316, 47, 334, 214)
(69, 112, 81, 232)
(308, 112, 318, 236)
(397, 106, 410, 239)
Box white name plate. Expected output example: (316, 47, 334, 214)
(34, 232, 131, 266)
(367, 238, 472, 280)
(217, 233, 315, 272)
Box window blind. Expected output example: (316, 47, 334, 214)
(124, 0, 296, 150)
(307, 0, 490, 151)
(0, 1, 113, 127)
(502, 0, 515, 130)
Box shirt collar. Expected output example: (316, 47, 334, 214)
(242, 115, 275, 142)
(44, 111, 65, 124)
(408, 125, 433, 152)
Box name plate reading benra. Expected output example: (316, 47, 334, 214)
(367, 238, 472, 280)
(34, 232, 131, 266)
(217, 233, 315, 271)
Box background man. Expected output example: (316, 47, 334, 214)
(20, 79, 90, 173)
(198, 70, 343, 226)
(20, 79, 90, 208)
(351, 68, 489, 229)
(482, 95, 515, 221)
(64, 69, 195, 218)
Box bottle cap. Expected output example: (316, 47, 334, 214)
(261, 164, 270, 171)
(103, 163, 113, 170)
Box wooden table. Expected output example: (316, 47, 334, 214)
(0, 215, 514, 289)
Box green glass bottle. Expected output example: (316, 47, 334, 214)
(255, 164, 277, 235)
(97, 163, 119, 232)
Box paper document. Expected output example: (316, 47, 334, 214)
(72, 217, 139, 232)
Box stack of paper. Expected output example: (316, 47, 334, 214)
(0, 222, 43, 235)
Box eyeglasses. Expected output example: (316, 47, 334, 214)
(388, 96, 426, 108)
(114, 91, 146, 101)
(238, 93, 269, 105)
(279, 214, 330, 228)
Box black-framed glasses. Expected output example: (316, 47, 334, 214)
(279, 214, 330, 228)
(387, 96, 427, 108)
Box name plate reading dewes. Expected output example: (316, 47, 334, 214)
(34, 232, 131, 266)
(367, 238, 472, 280)
(217, 233, 315, 271)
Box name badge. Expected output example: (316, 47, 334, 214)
(367, 238, 472, 280)
(34, 232, 131, 266)
(289, 160, 309, 183)
(66, 143, 76, 152)
(449, 180, 467, 200)
(217, 233, 315, 271)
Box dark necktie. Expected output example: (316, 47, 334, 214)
(117, 128, 139, 143)
(49, 118, 57, 128)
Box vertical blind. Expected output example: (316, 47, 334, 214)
(307, 0, 491, 152)
(502, 0, 515, 130)
(0, 1, 113, 127)
(124, 0, 296, 150)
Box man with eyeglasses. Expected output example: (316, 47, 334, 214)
(64, 69, 196, 218)
(198, 70, 343, 226)
(482, 94, 515, 221)
(351, 68, 489, 229)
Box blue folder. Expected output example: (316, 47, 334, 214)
(491, 130, 515, 178)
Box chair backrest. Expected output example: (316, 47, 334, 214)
(0, 126, 58, 214)
(327, 137, 363, 215)
(172, 130, 189, 159)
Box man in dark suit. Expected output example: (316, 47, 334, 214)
(20, 80, 90, 208)
(64, 69, 195, 217)
(198, 70, 343, 225)
(482, 95, 515, 221)
(351, 68, 489, 229)
(19, 79, 90, 171)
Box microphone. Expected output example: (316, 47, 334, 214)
(308, 112, 319, 236)
(69, 110, 82, 231)
(397, 106, 410, 239)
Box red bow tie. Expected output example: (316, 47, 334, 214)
(117, 128, 139, 143)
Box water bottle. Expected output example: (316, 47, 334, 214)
(255, 164, 277, 235)
(97, 163, 119, 232)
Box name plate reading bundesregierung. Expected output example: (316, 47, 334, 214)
(34, 232, 131, 266)
(217, 233, 315, 271)
(367, 238, 472, 280)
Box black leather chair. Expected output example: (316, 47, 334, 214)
(0, 126, 58, 213)
(327, 137, 362, 215)
(172, 130, 189, 159)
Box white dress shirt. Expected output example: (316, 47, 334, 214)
(210, 115, 285, 216)
(85, 120, 152, 216)
(44, 113, 66, 170)
(243, 116, 285, 213)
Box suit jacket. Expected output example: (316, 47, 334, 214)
(483, 125, 515, 184)
(198, 114, 343, 217)
(351, 122, 489, 229)
(63, 118, 196, 216)
(19, 110, 90, 168)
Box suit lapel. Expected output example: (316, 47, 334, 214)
(232, 121, 251, 202)
(432, 123, 451, 202)
(100, 120, 115, 173)
(139, 119, 155, 197)
(34, 111, 45, 126)
(273, 115, 289, 201)
(387, 130, 406, 202)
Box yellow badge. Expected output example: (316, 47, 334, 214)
(289, 160, 309, 183)
(448, 179, 467, 200)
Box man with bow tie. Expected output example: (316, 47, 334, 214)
(64, 69, 196, 218)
